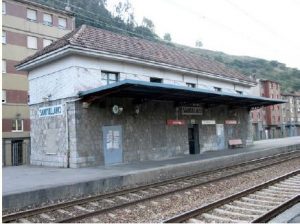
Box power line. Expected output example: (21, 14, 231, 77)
(224, 0, 300, 49)
(35, 0, 160, 41)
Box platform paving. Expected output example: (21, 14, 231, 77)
(3, 136, 300, 209)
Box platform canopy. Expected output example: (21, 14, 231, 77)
(78, 79, 286, 108)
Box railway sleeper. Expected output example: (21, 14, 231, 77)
(240, 196, 281, 205)
(213, 208, 257, 220)
(249, 193, 287, 202)
(201, 213, 247, 223)
(232, 200, 274, 210)
(223, 204, 264, 215)
(256, 190, 292, 199)
(262, 188, 297, 196)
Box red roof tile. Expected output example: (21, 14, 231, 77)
(18, 25, 254, 83)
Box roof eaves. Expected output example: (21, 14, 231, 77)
(16, 44, 71, 70)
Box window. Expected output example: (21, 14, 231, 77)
(101, 71, 119, 85)
(2, 60, 6, 73)
(2, 2, 6, 14)
(2, 90, 6, 103)
(58, 17, 67, 29)
(12, 119, 23, 132)
(236, 90, 243, 95)
(27, 36, 37, 49)
(214, 87, 222, 92)
(43, 13, 52, 26)
(27, 9, 37, 21)
(186, 82, 196, 88)
(43, 39, 52, 47)
(2, 30, 6, 44)
(150, 77, 162, 83)
(278, 116, 280, 122)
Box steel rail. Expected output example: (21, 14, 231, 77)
(3, 150, 300, 223)
(163, 169, 300, 223)
(252, 195, 300, 223)
(59, 153, 300, 223)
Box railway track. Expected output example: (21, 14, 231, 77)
(164, 170, 300, 223)
(3, 150, 300, 223)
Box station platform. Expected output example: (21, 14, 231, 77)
(3, 136, 300, 210)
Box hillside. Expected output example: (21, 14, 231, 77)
(32, 0, 300, 93)
(174, 44, 300, 93)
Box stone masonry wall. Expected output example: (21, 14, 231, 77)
(30, 99, 77, 167)
(74, 98, 189, 167)
(74, 98, 252, 167)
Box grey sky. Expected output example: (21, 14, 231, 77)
(109, 0, 300, 69)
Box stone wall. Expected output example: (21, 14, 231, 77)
(30, 99, 77, 167)
(29, 97, 252, 168)
(74, 98, 189, 167)
(74, 98, 252, 167)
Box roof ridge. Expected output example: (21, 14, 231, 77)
(70, 24, 86, 44)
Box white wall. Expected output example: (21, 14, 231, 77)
(28, 54, 253, 104)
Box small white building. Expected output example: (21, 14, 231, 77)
(17, 25, 284, 168)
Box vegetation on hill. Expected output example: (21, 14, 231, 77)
(175, 45, 300, 93)
(32, 0, 299, 93)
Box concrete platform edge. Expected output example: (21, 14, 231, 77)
(3, 144, 300, 210)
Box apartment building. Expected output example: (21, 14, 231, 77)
(251, 79, 282, 140)
(281, 92, 300, 136)
(2, 0, 75, 166)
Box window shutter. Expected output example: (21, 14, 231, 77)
(43, 39, 52, 47)
(2, 60, 6, 73)
(58, 17, 67, 28)
(27, 36, 37, 49)
(2, 90, 6, 103)
(43, 13, 52, 25)
(2, 2, 6, 14)
(2, 31, 6, 44)
(27, 9, 37, 21)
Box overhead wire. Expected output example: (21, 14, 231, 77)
(34, 0, 160, 41)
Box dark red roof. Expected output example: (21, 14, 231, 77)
(18, 25, 254, 83)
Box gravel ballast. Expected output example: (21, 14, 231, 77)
(80, 158, 300, 223)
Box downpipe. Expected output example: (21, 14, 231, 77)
(64, 98, 81, 168)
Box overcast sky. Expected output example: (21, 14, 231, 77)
(110, 0, 300, 69)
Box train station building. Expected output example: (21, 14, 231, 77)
(16, 25, 285, 168)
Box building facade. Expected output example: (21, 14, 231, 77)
(2, 0, 75, 166)
(281, 93, 300, 136)
(251, 79, 283, 140)
(17, 25, 283, 168)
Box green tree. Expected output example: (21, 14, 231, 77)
(141, 17, 155, 32)
(195, 40, 203, 48)
(163, 33, 172, 42)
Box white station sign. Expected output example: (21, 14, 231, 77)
(39, 105, 63, 117)
(202, 120, 216, 125)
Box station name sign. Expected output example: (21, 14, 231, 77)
(181, 106, 203, 115)
(202, 120, 216, 125)
(167, 119, 186, 126)
(225, 120, 237, 124)
(39, 105, 63, 117)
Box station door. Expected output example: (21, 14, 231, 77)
(188, 124, 200, 154)
(102, 125, 123, 165)
(216, 124, 225, 150)
(11, 140, 23, 166)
